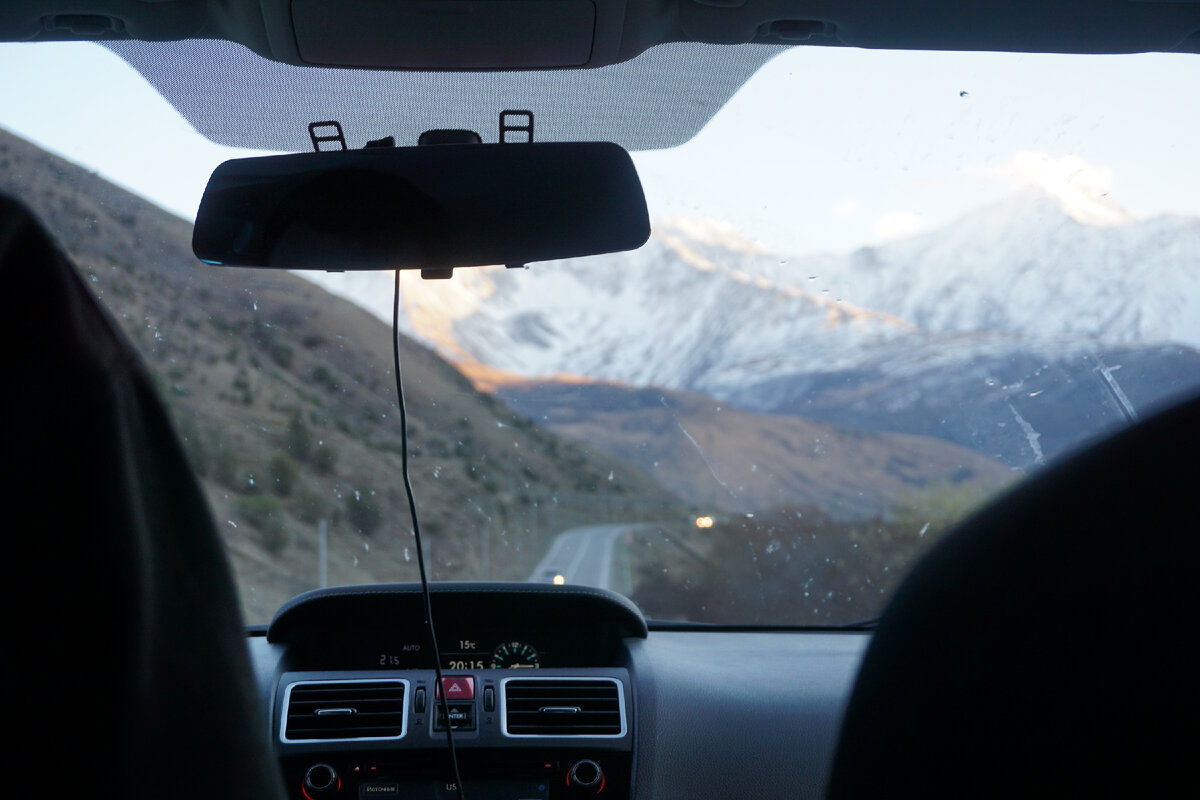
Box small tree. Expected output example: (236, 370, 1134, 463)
(313, 444, 338, 475)
(286, 412, 313, 460)
(234, 494, 291, 555)
(268, 452, 300, 497)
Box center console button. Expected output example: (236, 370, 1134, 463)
(437, 676, 475, 700)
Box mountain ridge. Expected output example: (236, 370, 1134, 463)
(322, 182, 1200, 471)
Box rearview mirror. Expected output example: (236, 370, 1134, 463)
(192, 142, 650, 272)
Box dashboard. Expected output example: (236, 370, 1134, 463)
(248, 583, 869, 800)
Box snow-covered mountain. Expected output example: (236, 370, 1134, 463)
(304, 187, 1200, 468)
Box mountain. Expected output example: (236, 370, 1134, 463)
(496, 381, 1014, 519)
(308, 187, 1200, 471)
(0, 127, 685, 620)
(788, 190, 1200, 346)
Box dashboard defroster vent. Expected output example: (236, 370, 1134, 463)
(282, 680, 408, 742)
(502, 677, 625, 737)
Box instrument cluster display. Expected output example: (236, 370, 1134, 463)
(365, 632, 568, 671)
(441, 638, 543, 670)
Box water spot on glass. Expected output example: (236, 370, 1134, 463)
(227, 520, 237, 528)
(404, 547, 411, 562)
(765, 539, 781, 555)
(919, 522, 931, 538)
(1028, 390, 1043, 397)
(353, 556, 359, 566)
(364, 541, 370, 552)
(607, 471, 614, 481)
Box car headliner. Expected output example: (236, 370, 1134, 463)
(3, 1, 1198, 152)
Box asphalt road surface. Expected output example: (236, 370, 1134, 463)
(527, 524, 634, 591)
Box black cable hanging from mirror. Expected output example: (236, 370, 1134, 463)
(392, 269, 467, 800)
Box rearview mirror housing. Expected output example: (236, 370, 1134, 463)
(192, 142, 650, 271)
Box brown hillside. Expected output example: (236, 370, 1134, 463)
(0, 128, 685, 622)
(498, 381, 1014, 519)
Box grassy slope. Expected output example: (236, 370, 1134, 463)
(498, 380, 1014, 519)
(0, 129, 685, 621)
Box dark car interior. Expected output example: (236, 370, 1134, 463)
(3, 2, 1199, 799)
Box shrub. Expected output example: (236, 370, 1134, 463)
(294, 488, 327, 525)
(286, 412, 314, 460)
(267, 452, 300, 497)
(313, 444, 338, 474)
(259, 515, 289, 554)
(269, 342, 294, 369)
(311, 364, 338, 391)
(234, 494, 290, 554)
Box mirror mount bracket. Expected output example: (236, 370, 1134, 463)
(307, 120, 347, 152)
(499, 110, 534, 143)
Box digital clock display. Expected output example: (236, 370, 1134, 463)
(376, 637, 545, 670)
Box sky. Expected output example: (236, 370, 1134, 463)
(1, 41, 1198, 256)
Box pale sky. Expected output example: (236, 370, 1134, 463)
(1, 41, 1198, 256)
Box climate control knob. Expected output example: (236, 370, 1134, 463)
(567, 760, 604, 793)
(302, 763, 340, 797)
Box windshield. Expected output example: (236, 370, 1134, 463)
(2, 42, 1197, 626)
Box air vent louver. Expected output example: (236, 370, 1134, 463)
(284, 680, 407, 741)
(503, 678, 624, 737)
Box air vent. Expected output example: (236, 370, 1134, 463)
(282, 680, 408, 742)
(502, 678, 625, 737)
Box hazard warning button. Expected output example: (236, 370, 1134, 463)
(437, 676, 475, 700)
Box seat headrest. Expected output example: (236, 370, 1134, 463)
(0, 193, 286, 800)
(827, 391, 1200, 798)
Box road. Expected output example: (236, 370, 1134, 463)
(527, 524, 636, 592)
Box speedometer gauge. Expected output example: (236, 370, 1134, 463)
(490, 641, 541, 669)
